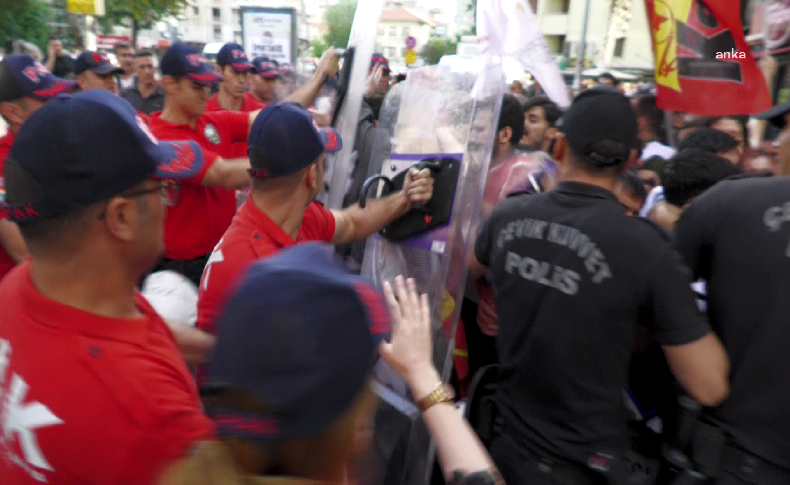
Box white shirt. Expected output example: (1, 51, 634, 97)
(641, 141, 676, 161)
(640, 185, 665, 218)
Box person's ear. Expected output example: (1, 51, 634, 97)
(76, 73, 88, 90)
(545, 126, 558, 142)
(102, 197, 138, 243)
(305, 163, 319, 191)
(0, 102, 26, 128)
(552, 132, 567, 162)
(215, 64, 222, 74)
(162, 76, 179, 95)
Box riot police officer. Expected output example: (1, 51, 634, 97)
(471, 87, 730, 484)
(674, 172, 790, 484)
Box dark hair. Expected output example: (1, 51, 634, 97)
(523, 96, 562, 127)
(47, 36, 59, 43)
(135, 50, 154, 58)
(618, 169, 647, 202)
(662, 148, 740, 207)
(634, 95, 666, 143)
(598, 72, 618, 86)
(702, 115, 748, 143)
(498, 94, 526, 146)
(678, 127, 739, 154)
(113, 42, 133, 53)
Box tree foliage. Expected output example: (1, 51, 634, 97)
(100, 0, 189, 46)
(420, 37, 456, 65)
(323, 0, 357, 49)
(0, 0, 52, 54)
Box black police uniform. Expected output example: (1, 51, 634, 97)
(674, 176, 790, 484)
(474, 181, 711, 484)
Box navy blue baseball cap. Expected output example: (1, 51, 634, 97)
(2, 90, 204, 223)
(252, 56, 280, 79)
(74, 51, 124, 76)
(160, 43, 223, 84)
(205, 242, 391, 441)
(279, 63, 296, 78)
(216, 43, 254, 72)
(248, 102, 342, 178)
(0, 54, 77, 102)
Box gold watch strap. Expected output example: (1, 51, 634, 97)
(417, 382, 455, 412)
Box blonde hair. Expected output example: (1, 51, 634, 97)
(160, 387, 377, 485)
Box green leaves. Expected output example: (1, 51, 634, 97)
(0, 0, 52, 54)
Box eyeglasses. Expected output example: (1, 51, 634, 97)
(122, 181, 180, 207)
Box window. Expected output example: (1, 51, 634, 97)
(402, 26, 410, 37)
(544, 0, 570, 14)
(545, 35, 565, 54)
(214, 26, 221, 40)
(613, 37, 625, 58)
(212, 7, 220, 20)
(192, 6, 198, 15)
(232, 8, 239, 19)
(389, 26, 396, 36)
(378, 28, 384, 37)
(400, 47, 406, 57)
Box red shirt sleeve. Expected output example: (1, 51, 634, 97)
(212, 111, 250, 145)
(299, 202, 336, 242)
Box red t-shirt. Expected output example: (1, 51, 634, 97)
(205, 92, 265, 159)
(0, 131, 18, 281)
(195, 199, 335, 383)
(0, 263, 214, 484)
(148, 111, 249, 260)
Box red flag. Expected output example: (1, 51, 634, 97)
(645, 0, 770, 115)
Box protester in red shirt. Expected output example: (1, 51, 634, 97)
(205, 43, 264, 114)
(0, 54, 77, 282)
(148, 44, 341, 286)
(194, 102, 434, 383)
(0, 90, 214, 484)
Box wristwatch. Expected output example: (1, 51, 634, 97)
(417, 382, 455, 412)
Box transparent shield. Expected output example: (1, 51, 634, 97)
(360, 61, 504, 484)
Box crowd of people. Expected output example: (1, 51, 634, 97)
(0, 31, 788, 485)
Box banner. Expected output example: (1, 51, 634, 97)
(67, 0, 105, 16)
(646, 0, 770, 115)
(240, 7, 296, 65)
(476, 0, 571, 108)
(96, 36, 131, 49)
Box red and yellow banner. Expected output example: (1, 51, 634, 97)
(646, 0, 770, 115)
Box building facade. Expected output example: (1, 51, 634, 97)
(376, 7, 435, 68)
(536, 0, 654, 71)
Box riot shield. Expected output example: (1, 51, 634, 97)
(360, 60, 504, 484)
(321, 0, 385, 211)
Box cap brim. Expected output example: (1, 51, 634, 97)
(230, 62, 254, 72)
(187, 71, 224, 85)
(259, 71, 280, 79)
(153, 141, 204, 179)
(30, 78, 77, 100)
(756, 100, 790, 129)
(319, 129, 342, 153)
(92, 63, 125, 75)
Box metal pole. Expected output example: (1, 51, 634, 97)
(573, 0, 592, 93)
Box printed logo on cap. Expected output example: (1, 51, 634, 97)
(324, 131, 340, 151)
(91, 53, 109, 64)
(232, 50, 245, 59)
(204, 124, 220, 145)
(187, 54, 203, 66)
(21, 62, 48, 84)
